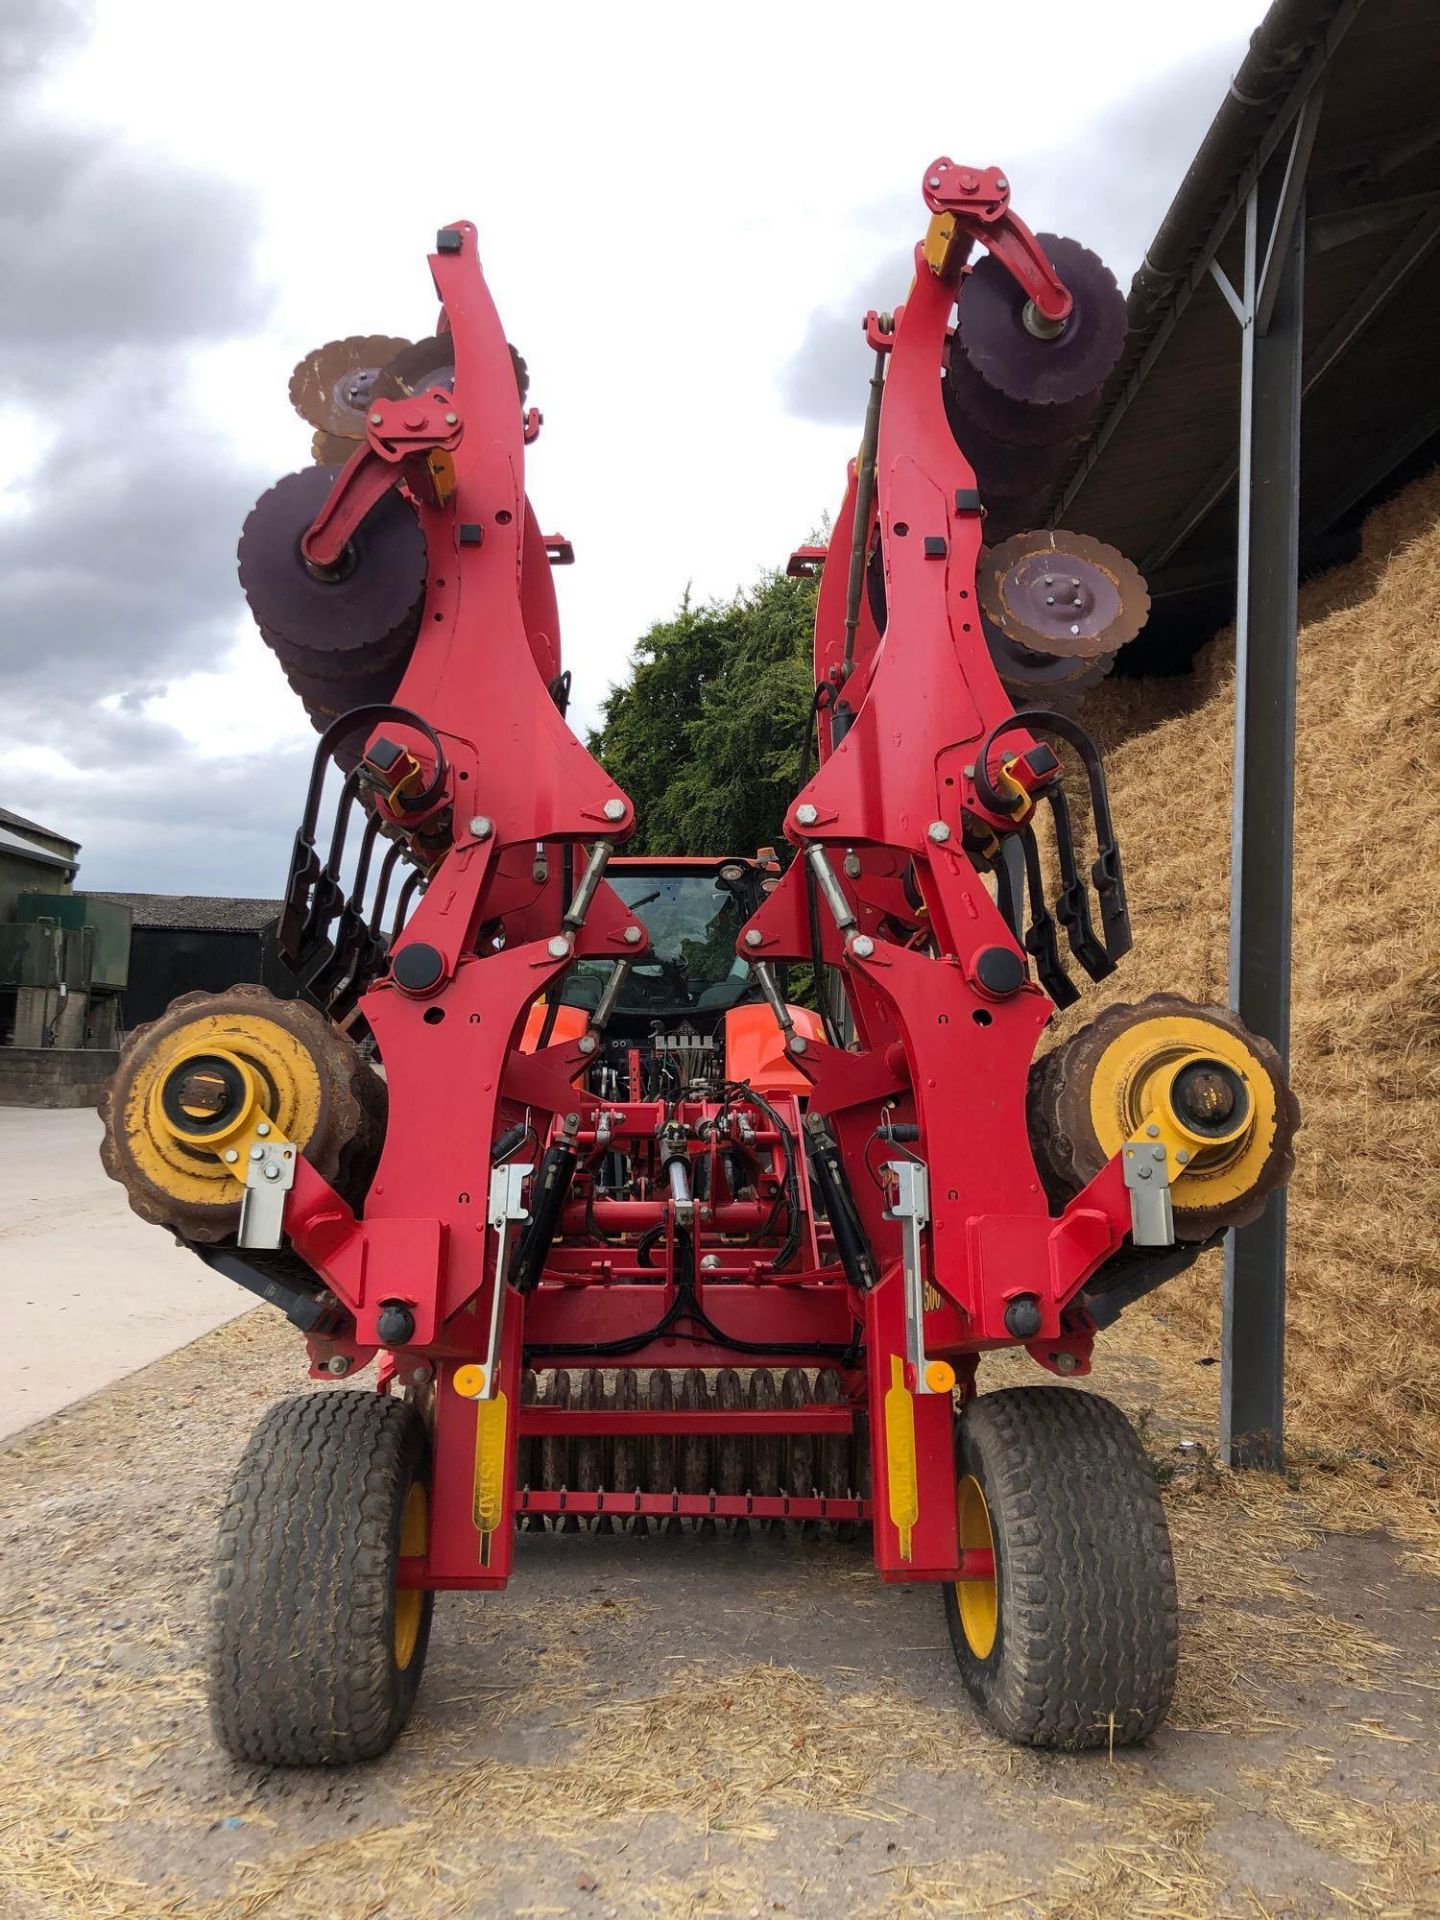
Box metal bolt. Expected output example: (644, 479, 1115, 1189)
(577, 1034, 598, 1054)
(468, 815, 493, 839)
(796, 803, 818, 826)
(444, 411, 458, 425)
(744, 929, 764, 948)
(263, 1164, 281, 1181)
(701, 1254, 721, 1271)
(1043, 575, 1053, 586)
(1070, 624, 1080, 636)
(547, 935, 571, 959)
(249, 1146, 264, 1162)
(1145, 1123, 1160, 1137)
(410, 1364, 433, 1387)
(623, 924, 643, 945)
(223, 1149, 238, 1163)
(928, 820, 951, 843)
(927, 175, 942, 190)
(369, 412, 383, 426)
(995, 176, 1008, 191)
(603, 798, 626, 821)
(1045, 596, 1055, 605)
(788, 1034, 808, 1054)
(850, 934, 875, 959)
(1137, 1165, 1152, 1180)
(843, 850, 861, 878)
(325, 1355, 351, 1376)
(1053, 1351, 1078, 1374)
(256, 1122, 270, 1137)
(1176, 1149, 1192, 1165)
(1153, 1146, 1166, 1162)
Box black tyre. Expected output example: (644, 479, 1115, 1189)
(209, 1389, 434, 1766)
(943, 1387, 1176, 1750)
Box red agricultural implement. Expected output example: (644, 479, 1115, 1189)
(101, 163, 1297, 1764)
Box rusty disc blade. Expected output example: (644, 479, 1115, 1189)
(311, 428, 357, 465)
(955, 235, 1125, 407)
(374, 335, 530, 405)
(979, 529, 1149, 660)
(289, 336, 412, 436)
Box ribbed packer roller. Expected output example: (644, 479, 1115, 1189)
(99, 984, 386, 1247)
(514, 1366, 868, 1536)
(1027, 994, 1302, 1243)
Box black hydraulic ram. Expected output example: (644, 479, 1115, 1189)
(508, 1113, 582, 1294)
(804, 1114, 877, 1290)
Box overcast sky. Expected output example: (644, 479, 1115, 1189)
(2, 0, 1266, 896)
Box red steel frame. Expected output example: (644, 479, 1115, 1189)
(263, 170, 1140, 1599)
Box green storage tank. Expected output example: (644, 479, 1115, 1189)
(15, 892, 132, 989)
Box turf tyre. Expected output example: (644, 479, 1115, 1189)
(943, 1386, 1176, 1750)
(209, 1389, 433, 1766)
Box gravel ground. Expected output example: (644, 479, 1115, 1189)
(1, 1302, 1437, 1919)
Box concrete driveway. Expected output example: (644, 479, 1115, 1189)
(0, 1105, 251, 1443)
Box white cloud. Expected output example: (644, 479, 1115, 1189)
(10, 0, 1262, 890)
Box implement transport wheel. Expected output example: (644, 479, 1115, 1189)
(943, 1387, 1176, 1750)
(209, 1390, 433, 1766)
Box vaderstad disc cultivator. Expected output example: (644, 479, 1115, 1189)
(101, 162, 1299, 1764)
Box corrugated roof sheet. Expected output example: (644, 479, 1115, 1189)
(1050, 0, 1440, 650)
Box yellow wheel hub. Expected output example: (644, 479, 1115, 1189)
(123, 1010, 324, 1210)
(394, 1481, 428, 1670)
(1085, 1012, 1278, 1212)
(955, 1474, 998, 1660)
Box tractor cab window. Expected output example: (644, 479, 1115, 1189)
(564, 872, 759, 1015)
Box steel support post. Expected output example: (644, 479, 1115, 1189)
(1220, 168, 1306, 1470)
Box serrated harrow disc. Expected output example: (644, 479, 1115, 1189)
(374, 334, 531, 405)
(957, 424, 1079, 500)
(288, 335, 412, 436)
(983, 615, 1116, 710)
(955, 234, 1125, 408)
(980, 530, 1150, 660)
(238, 465, 426, 666)
(944, 345, 1101, 448)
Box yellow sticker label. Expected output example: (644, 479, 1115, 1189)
(473, 1392, 508, 1535)
(884, 1355, 918, 1563)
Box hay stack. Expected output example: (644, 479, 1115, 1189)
(1072, 469, 1440, 1497)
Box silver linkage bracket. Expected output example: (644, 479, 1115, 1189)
(479, 1161, 533, 1395)
(238, 1140, 297, 1251)
(889, 1159, 942, 1392)
(1123, 1139, 1176, 1248)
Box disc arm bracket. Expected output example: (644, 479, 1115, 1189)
(920, 158, 1073, 323)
